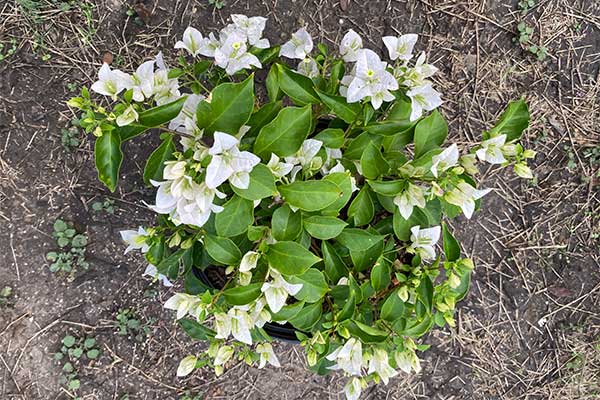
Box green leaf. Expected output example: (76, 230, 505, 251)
(347, 187, 374, 226)
(365, 120, 415, 137)
(392, 200, 440, 241)
(288, 301, 322, 331)
(451, 267, 472, 301)
(143, 135, 175, 184)
(231, 164, 276, 200)
(86, 349, 100, 359)
(196, 75, 254, 135)
(215, 195, 254, 237)
(316, 89, 361, 124)
(417, 275, 434, 312)
(244, 101, 282, 138)
(370, 258, 391, 291)
(68, 379, 81, 390)
(204, 235, 242, 265)
(360, 142, 389, 179)
(83, 338, 96, 349)
(313, 128, 345, 148)
(266, 64, 282, 102)
(277, 64, 320, 105)
(337, 292, 356, 321)
(156, 249, 184, 279)
(366, 179, 406, 196)
(278, 180, 342, 212)
(381, 290, 405, 322)
(442, 223, 461, 262)
(337, 228, 384, 252)
(303, 216, 347, 240)
(345, 132, 382, 160)
(266, 241, 321, 275)
(223, 283, 262, 305)
(62, 335, 76, 348)
(487, 99, 530, 141)
(254, 105, 313, 159)
(178, 319, 216, 340)
(346, 320, 387, 343)
(95, 130, 122, 192)
(287, 268, 328, 303)
(350, 239, 384, 273)
(400, 315, 433, 337)
(271, 301, 305, 322)
(321, 172, 353, 213)
(322, 242, 347, 284)
(271, 204, 303, 241)
(118, 96, 187, 141)
(413, 110, 448, 158)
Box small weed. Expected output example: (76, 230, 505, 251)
(518, 0, 535, 15)
(207, 0, 225, 10)
(179, 391, 204, 400)
(125, 7, 144, 26)
(0, 38, 18, 62)
(46, 219, 89, 279)
(92, 198, 115, 214)
(61, 127, 80, 152)
(0, 286, 13, 307)
(116, 308, 153, 341)
(53, 332, 101, 394)
(514, 22, 547, 61)
(66, 82, 78, 92)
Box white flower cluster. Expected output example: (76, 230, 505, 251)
(119, 227, 173, 287)
(91, 52, 181, 124)
(175, 15, 269, 75)
(325, 337, 422, 400)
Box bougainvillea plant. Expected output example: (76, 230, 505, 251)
(69, 15, 534, 400)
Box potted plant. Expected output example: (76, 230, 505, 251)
(69, 14, 534, 399)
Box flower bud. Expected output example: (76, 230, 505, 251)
(307, 350, 317, 366)
(514, 163, 533, 179)
(459, 154, 478, 175)
(523, 149, 536, 159)
(501, 144, 518, 157)
(448, 272, 461, 289)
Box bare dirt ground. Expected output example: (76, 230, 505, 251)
(0, 0, 599, 399)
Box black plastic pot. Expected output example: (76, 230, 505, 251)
(192, 266, 301, 343)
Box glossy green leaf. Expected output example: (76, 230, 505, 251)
(278, 180, 342, 212)
(95, 130, 123, 192)
(321, 172, 353, 213)
(231, 164, 276, 200)
(271, 204, 303, 241)
(196, 75, 254, 135)
(266, 64, 282, 102)
(223, 283, 262, 305)
(345, 132, 382, 160)
(266, 241, 321, 275)
(322, 242, 347, 284)
(370, 258, 391, 291)
(244, 101, 283, 138)
(277, 64, 320, 105)
(487, 99, 530, 141)
(271, 301, 305, 322)
(254, 105, 313, 159)
(119, 96, 187, 141)
(338, 292, 355, 321)
(178, 319, 216, 340)
(360, 142, 389, 179)
(215, 195, 254, 237)
(289, 301, 322, 331)
(143, 135, 175, 184)
(380, 290, 405, 322)
(366, 179, 405, 196)
(337, 228, 384, 252)
(346, 320, 387, 343)
(314, 128, 345, 148)
(347, 187, 374, 226)
(303, 216, 347, 240)
(413, 110, 448, 158)
(316, 89, 361, 124)
(442, 223, 461, 262)
(204, 235, 242, 265)
(287, 268, 328, 303)
(417, 275, 434, 312)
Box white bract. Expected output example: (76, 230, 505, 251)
(129, 60, 155, 101)
(116, 105, 139, 127)
(205, 132, 260, 189)
(280, 28, 313, 59)
(476, 134, 507, 164)
(230, 14, 269, 48)
(239, 251, 260, 272)
(266, 153, 294, 178)
(406, 83, 442, 121)
(214, 32, 262, 75)
(431, 144, 459, 177)
(345, 49, 398, 109)
(256, 343, 281, 368)
(164, 293, 201, 320)
(285, 139, 323, 169)
(339, 29, 363, 62)
(444, 181, 492, 219)
(175, 27, 204, 57)
(143, 264, 173, 287)
(169, 94, 205, 136)
(393, 183, 426, 220)
(260, 269, 303, 313)
(213, 345, 234, 366)
(367, 348, 398, 384)
(177, 355, 198, 377)
(408, 225, 441, 261)
(120, 227, 149, 254)
(297, 58, 319, 78)
(326, 338, 363, 376)
(399, 51, 438, 87)
(344, 377, 363, 400)
(382, 34, 418, 61)
(91, 63, 130, 101)
(394, 350, 422, 374)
